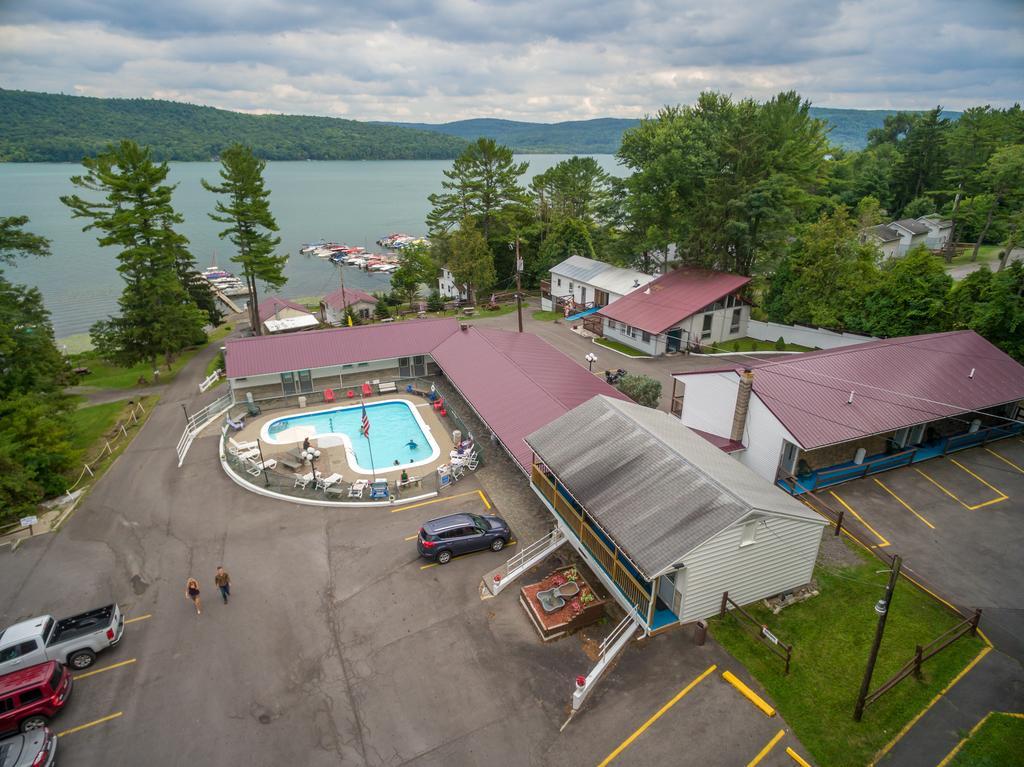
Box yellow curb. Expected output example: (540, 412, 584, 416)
(747, 729, 785, 767)
(786, 746, 814, 767)
(722, 670, 775, 717)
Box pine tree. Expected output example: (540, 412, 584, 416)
(448, 219, 496, 304)
(62, 141, 207, 369)
(203, 144, 287, 335)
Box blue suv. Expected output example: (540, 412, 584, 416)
(417, 513, 512, 565)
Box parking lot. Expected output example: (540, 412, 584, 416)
(0, 346, 813, 766)
(824, 438, 1024, 660)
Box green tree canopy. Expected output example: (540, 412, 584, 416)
(0, 215, 51, 265)
(203, 143, 287, 334)
(530, 218, 596, 285)
(853, 247, 952, 337)
(616, 374, 661, 409)
(62, 140, 207, 367)
(447, 219, 496, 304)
(389, 242, 434, 309)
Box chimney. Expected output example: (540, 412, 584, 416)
(729, 369, 754, 443)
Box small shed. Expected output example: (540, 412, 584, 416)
(257, 296, 318, 334)
(320, 287, 378, 325)
(526, 396, 824, 632)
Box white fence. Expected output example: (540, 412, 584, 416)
(199, 369, 222, 393)
(175, 391, 235, 466)
(65, 400, 149, 495)
(747, 320, 878, 350)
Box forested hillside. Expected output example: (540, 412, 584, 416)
(386, 108, 962, 153)
(0, 89, 468, 162)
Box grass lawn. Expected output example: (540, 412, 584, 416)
(947, 713, 1024, 767)
(943, 244, 1003, 268)
(67, 395, 160, 467)
(709, 541, 986, 767)
(531, 310, 564, 322)
(594, 337, 649, 357)
(715, 337, 812, 353)
(71, 323, 234, 390)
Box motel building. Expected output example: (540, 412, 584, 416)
(540, 255, 655, 315)
(525, 396, 825, 634)
(670, 330, 1024, 494)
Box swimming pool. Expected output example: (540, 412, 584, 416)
(260, 399, 439, 474)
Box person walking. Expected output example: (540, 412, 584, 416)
(215, 566, 231, 604)
(185, 577, 202, 615)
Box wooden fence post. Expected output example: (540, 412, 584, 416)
(835, 509, 844, 536)
(720, 591, 729, 617)
(913, 645, 923, 679)
(970, 609, 982, 637)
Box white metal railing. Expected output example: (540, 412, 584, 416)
(176, 391, 234, 466)
(199, 369, 222, 393)
(600, 607, 643, 658)
(564, 605, 642, 727)
(484, 528, 566, 595)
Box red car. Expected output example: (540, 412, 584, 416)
(0, 662, 72, 735)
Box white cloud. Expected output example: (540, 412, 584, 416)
(0, 0, 1021, 122)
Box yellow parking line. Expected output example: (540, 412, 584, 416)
(389, 490, 480, 513)
(404, 534, 418, 541)
(786, 746, 814, 767)
(915, 466, 1007, 510)
(828, 491, 890, 547)
(597, 665, 717, 767)
(984, 447, 1024, 474)
(873, 479, 935, 529)
(124, 614, 151, 624)
(478, 490, 492, 510)
(949, 459, 1008, 506)
(747, 729, 786, 767)
(57, 711, 123, 737)
(73, 658, 136, 680)
(722, 670, 775, 716)
(420, 540, 517, 569)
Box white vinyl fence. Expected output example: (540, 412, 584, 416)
(747, 320, 878, 350)
(175, 391, 234, 466)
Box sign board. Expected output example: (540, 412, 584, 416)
(761, 625, 779, 645)
(20, 516, 39, 528)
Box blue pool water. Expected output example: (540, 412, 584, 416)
(264, 401, 435, 470)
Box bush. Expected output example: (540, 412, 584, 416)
(616, 374, 661, 408)
(374, 302, 391, 320)
(427, 291, 446, 312)
(775, 336, 787, 351)
(732, 341, 741, 352)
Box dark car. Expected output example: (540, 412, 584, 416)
(0, 662, 72, 736)
(0, 727, 57, 767)
(417, 513, 512, 564)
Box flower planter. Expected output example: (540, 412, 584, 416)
(520, 565, 610, 642)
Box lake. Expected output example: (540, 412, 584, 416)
(0, 155, 624, 340)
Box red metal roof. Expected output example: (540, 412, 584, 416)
(225, 319, 629, 471)
(597, 267, 751, 335)
(431, 328, 632, 470)
(322, 287, 378, 310)
(225, 318, 461, 378)
(691, 428, 746, 453)
(257, 296, 313, 323)
(681, 331, 1024, 450)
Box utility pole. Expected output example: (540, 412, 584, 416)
(339, 255, 349, 326)
(515, 236, 523, 333)
(854, 554, 902, 721)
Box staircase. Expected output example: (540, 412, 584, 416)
(481, 528, 566, 596)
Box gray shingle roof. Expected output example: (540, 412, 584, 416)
(892, 218, 930, 236)
(550, 255, 654, 297)
(865, 224, 899, 242)
(525, 396, 822, 578)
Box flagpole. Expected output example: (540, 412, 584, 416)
(361, 393, 376, 482)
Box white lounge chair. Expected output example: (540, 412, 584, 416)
(236, 447, 261, 461)
(293, 472, 316, 489)
(316, 472, 343, 491)
(377, 381, 398, 394)
(229, 437, 258, 455)
(245, 458, 277, 476)
(348, 479, 369, 498)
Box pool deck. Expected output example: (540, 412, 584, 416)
(232, 393, 459, 482)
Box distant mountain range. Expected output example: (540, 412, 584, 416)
(0, 88, 962, 162)
(383, 108, 963, 153)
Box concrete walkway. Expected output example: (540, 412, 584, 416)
(945, 246, 1023, 280)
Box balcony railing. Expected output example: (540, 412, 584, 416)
(531, 464, 653, 621)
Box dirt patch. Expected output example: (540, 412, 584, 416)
(815, 527, 865, 569)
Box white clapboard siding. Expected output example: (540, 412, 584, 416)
(677, 514, 824, 623)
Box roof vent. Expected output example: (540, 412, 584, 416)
(847, 391, 855, 405)
(969, 367, 975, 379)
(632, 279, 640, 288)
(460, 323, 469, 332)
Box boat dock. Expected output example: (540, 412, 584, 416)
(212, 287, 243, 314)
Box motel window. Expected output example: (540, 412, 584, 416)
(730, 308, 742, 334)
(557, 278, 561, 287)
(358, 362, 369, 368)
(607, 320, 616, 330)
(642, 331, 651, 343)
(701, 314, 713, 340)
(569, 282, 573, 291)
(359, 308, 370, 319)
(280, 371, 296, 395)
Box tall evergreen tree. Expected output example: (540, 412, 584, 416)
(62, 141, 207, 369)
(891, 107, 949, 213)
(447, 219, 496, 304)
(203, 144, 287, 335)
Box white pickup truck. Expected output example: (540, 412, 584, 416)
(0, 604, 124, 673)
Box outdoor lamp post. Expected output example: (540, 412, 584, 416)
(302, 447, 321, 480)
(585, 352, 598, 372)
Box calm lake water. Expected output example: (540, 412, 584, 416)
(0, 155, 623, 339)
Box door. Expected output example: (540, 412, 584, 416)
(657, 572, 677, 607)
(0, 640, 41, 675)
(412, 355, 427, 377)
(398, 357, 412, 378)
(666, 328, 682, 353)
(595, 289, 609, 307)
(909, 423, 926, 445)
(281, 371, 296, 395)
(297, 369, 313, 394)
(580, 286, 587, 305)
(780, 440, 799, 476)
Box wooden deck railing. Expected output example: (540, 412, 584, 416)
(531, 463, 652, 619)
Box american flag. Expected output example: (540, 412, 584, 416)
(360, 403, 370, 438)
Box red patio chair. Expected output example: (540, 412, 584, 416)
(362, 382, 372, 396)
(323, 388, 336, 403)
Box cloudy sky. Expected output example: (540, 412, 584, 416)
(1, 0, 1021, 123)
